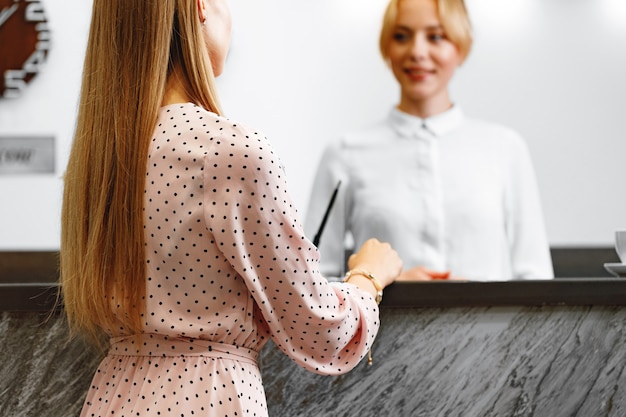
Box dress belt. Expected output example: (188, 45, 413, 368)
(109, 334, 259, 365)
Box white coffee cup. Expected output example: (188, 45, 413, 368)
(615, 230, 626, 263)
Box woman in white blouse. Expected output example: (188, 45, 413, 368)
(305, 0, 553, 281)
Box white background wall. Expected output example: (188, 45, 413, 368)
(0, 0, 625, 250)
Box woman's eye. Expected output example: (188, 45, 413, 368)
(429, 33, 445, 42)
(392, 32, 409, 42)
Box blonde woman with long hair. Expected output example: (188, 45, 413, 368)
(305, 0, 553, 282)
(61, 1, 402, 415)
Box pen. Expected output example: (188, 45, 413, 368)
(312, 180, 342, 247)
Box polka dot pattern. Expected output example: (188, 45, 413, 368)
(80, 103, 379, 417)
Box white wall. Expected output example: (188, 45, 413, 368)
(0, 0, 91, 250)
(0, 0, 625, 250)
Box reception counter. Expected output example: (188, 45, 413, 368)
(2, 251, 626, 416)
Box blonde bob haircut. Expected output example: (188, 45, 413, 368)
(379, 0, 473, 64)
(61, 0, 222, 346)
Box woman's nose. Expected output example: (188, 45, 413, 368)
(410, 35, 428, 61)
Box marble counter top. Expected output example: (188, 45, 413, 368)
(3, 278, 626, 313)
(382, 278, 626, 307)
(3, 305, 626, 417)
(4, 249, 626, 310)
(259, 304, 626, 417)
(3, 251, 626, 416)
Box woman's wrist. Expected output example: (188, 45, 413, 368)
(343, 269, 383, 304)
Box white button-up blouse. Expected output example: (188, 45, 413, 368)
(304, 106, 554, 281)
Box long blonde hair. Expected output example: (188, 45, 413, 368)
(379, 0, 473, 64)
(60, 0, 222, 345)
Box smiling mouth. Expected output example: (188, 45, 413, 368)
(404, 68, 433, 81)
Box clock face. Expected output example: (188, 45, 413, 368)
(0, 0, 50, 99)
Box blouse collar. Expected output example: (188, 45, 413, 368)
(388, 105, 464, 139)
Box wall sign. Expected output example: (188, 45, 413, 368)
(0, 136, 54, 174)
(0, 0, 50, 98)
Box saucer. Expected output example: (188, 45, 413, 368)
(604, 263, 626, 277)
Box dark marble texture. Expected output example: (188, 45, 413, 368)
(261, 306, 626, 417)
(0, 312, 102, 417)
(3, 306, 626, 417)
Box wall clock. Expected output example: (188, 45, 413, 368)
(0, 0, 50, 99)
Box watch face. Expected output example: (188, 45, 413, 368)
(0, 0, 50, 99)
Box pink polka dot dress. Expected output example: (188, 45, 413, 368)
(80, 103, 380, 417)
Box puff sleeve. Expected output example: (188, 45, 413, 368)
(202, 123, 379, 375)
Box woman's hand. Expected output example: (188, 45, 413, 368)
(395, 266, 449, 281)
(395, 266, 466, 281)
(347, 238, 403, 288)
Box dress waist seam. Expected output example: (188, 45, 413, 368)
(108, 334, 259, 365)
